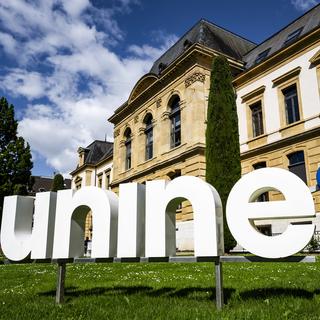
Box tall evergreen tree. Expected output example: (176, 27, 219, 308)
(205, 56, 241, 252)
(0, 97, 33, 223)
(51, 173, 65, 192)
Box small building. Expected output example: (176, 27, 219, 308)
(70, 140, 113, 239)
(29, 176, 71, 196)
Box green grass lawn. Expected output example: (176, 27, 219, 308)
(1, 260, 320, 319)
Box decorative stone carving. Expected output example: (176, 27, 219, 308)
(161, 111, 170, 121)
(156, 98, 162, 108)
(185, 72, 205, 88)
(114, 129, 120, 138)
(134, 115, 139, 123)
(138, 127, 145, 136)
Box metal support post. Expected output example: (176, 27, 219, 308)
(56, 262, 66, 304)
(214, 260, 223, 310)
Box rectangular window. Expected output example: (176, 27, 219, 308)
(254, 48, 271, 65)
(125, 141, 131, 170)
(288, 151, 307, 184)
(145, 129, 153, 160)
(250, 101, 264, 137)
(75, 179, 82, 190)
(170, 112, 181, 148)
(97, 174, 103, 188)
(283, 28, 303, 46)
(105, 171, 110, 189)
(282, 84, 300, 124)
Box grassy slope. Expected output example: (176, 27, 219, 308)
(1, 261, 320, 319)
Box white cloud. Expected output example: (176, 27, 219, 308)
(0, 69, 46, 100)
(0, 31, 17, 54)
(0, 0, 176, 176)
(61, 0, 91, 17)
(291, 0, 318, 11)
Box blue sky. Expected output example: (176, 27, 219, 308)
(0, 0, 318, 177)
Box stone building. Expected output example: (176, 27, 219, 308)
(234, 6, 320, 235)
(71, 4, 320, 251)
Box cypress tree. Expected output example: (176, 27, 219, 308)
(51, 173, 65, 192)
(0, 97, 33, 223)
(205, 56, 241, 252)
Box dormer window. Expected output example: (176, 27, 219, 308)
(158, 62, 167, 74)
(283, 27, 303, 46)
(254, 48, 271, 65)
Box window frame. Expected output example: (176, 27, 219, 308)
(242, 86, 266, 142)
(169, 96, 181, 148)
(283, 27, 303, 47)
(97, 173, 103, 188)
(105, 169, 111, 189)
(250, 101, 264, 138)
(273, 68, 303, 130)
(287, 150, 308, 184)
(309, 50, 320, 98)
(75, 176, 82, 190)
(254, 48, 271, 65)
(124, 128, 132, 170)
(282, 84, 300, 125)
(144, 114, 154, 161)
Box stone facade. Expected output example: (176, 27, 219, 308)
(72, 7, 320, 251)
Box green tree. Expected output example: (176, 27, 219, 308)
(205, 56, 241, 252)
(51, 173, 65, 192)
(0, 97, 33, 222)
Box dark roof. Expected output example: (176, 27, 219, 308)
(149, 19, 256, 74)
(243, 4, 320, 69)
(30, 176, 72, 195)
(82, 140, 113, 165)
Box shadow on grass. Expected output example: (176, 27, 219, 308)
(39, 285, 320, 305)
(240, 287, 320, 300)
(39, 285, 235, 303)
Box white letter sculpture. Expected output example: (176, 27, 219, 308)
(52, 187, 118, 259)
(226, 168, 315, 258)
(145, 176, 224, 257)
(1, 192, 56, 261)
(117, 183, 145, 257)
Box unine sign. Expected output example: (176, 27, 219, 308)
(0, 168, 316, 261)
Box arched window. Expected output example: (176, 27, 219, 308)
(167, 169, 182, 210)
(253, 162, 269, 202)
(288, 151, 307, 184)
(144, 114, 153, 160)
(169, 95, 181, 148)
(124, 128, 132, 170)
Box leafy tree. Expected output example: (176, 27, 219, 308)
(51, 173, 65, 192)
(205, 56, 241, 252)
(0, 97, 33, 223)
